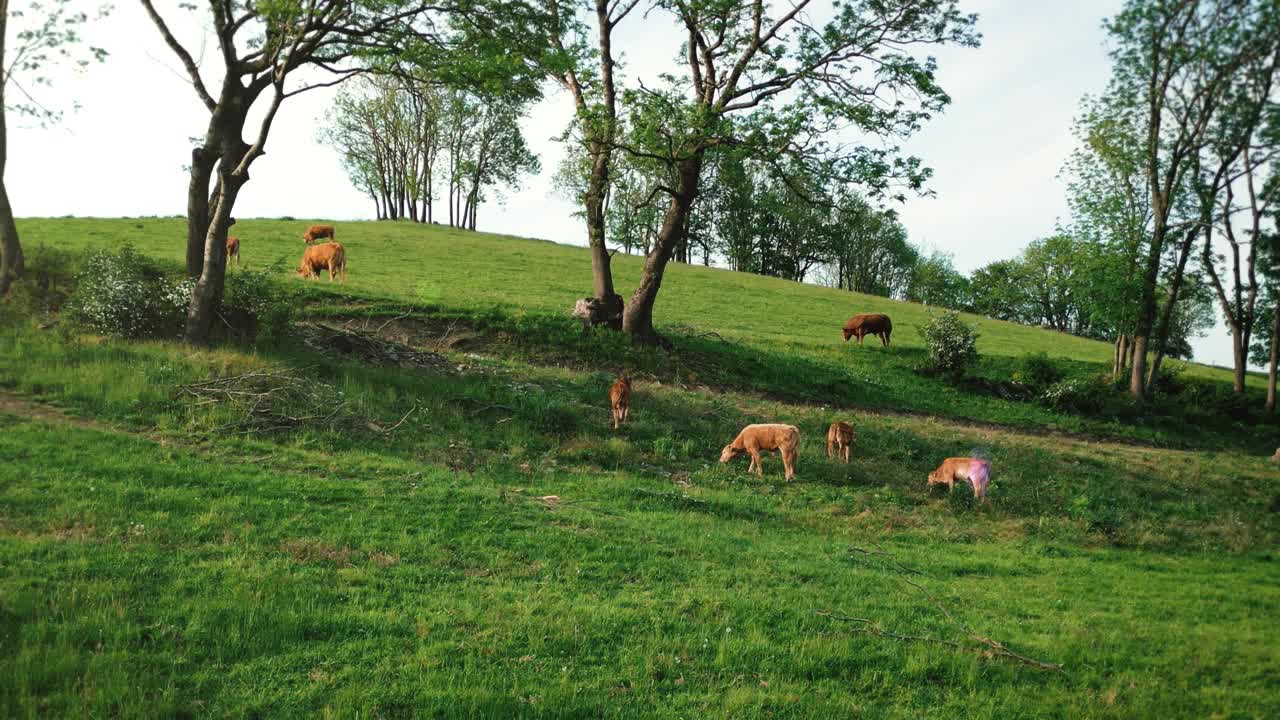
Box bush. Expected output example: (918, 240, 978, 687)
(919, 311, 979, 377)
(5, 244, 76, 319)
(1040, 375, 1110, 414)
(1149, 361, 1186, 396)
(1015, 351, 1065, 390)
(65, 245, 187, 339)
(221, 267, 296, 345)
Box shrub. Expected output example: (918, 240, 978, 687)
(1040, 375, 1110, 414)
(919, 311, 979, 377)
(221, 267, 296, 345)
(1149, 361, 1186, 395)
(65, 245, 186, 339)
(5, 244, 76, 319)
(1015, 351, 1065, 390)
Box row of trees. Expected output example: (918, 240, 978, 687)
(319, 76, 538, 228)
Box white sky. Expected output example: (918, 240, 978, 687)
(6, 0, 1245, 368)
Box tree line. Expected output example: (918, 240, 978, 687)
(5, 0, 1273, 418)
(318, 76, 538, 229)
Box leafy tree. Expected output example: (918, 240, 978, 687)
(907, 251, 969, 310)
(969, 259, 1034, 323)
(142, 0, 551, 343)
(610, 0, 979, 344)
(0, 0, 107, 294)
(543, 0, 638, 329)
(1102, 0, 1280, 399)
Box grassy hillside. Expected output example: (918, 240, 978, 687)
(1, 217, 1278, 717)
(15, 217, 1274, 448)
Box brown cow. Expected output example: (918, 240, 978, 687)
(720, 424, 800, 481)
(609, 374, 631, 430)
(226, 236, 240, 266)
(297, 242, 347, 283)
(842, 313, 893, 346)
(927, 457, 991, 502)
(302, 224, 336, 244)
(826, 421, 855, 463)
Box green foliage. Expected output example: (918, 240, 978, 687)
(3, 244, 75, 318)
(908, 251, 969, 310)
(919, 311, 980, 377)
(221, 266, 297, 346)
(3, 0, 110, 123)
(63, 245, 187, 339)
(1015, 352, 1065, 391)
(1039, 375, 1111, 414)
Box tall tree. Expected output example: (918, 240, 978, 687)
(0, 0, 107, 295)
(1197, 39, 1280, 393)
(545, 0, 638, 329)
(1103, 0, 1279, 399)
(143, 0, 548, 343)
(614, 0, 979, 344)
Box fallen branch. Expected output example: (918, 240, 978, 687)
(836, 545, 1066, 674)
(814, 610, 1064, 673)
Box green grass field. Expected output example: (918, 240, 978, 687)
(2, 217, 1278, 717)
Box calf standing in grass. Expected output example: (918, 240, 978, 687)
(609, 374, 631, 430)
(842, 313, 893, 346)
(297, 242, 347, 283)
(927, 457, 990, 502)
(826, 421, 855, 463)
(226, 236, 240, 266)
(720, 424, 800, 481)
(302, 224, 336, 244)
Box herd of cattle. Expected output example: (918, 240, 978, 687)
(227, 223, 989, 501)
(224, 223, 346, 282)
(609, 320, 990, 502)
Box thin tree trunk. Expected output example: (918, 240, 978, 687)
(584, 142, 623, 328)
(1267, 304, 1278, 414)
(622, 155, 702, 345)
(1147, 229, 1195, 389)
(184, 166, 240, 343)
(185, 147, 218, 277)
(0, 0, 18, 295)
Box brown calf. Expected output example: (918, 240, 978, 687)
(226, 236, 240, 266)
(720, 424, 800, 481)
(927, 457, 991, 502)
(297, 242, 347, 283)
(302, 224, 336, 244)
(826, 421, 855, 463)
(609, 374, 631, 430)
(841, 313, 893, 346)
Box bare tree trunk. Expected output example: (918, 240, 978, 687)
(622, 155, 702, 345)
(1268, 305, 1278, 414)
(584, 143, 623, 329)
(0, 102, 21, 296)
(0, 9, 18, 296)
(184, 164, 241, 343)
(1147, 229, 1195, 389)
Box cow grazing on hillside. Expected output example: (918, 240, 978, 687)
(226, 236, 240, 266)
(842, 313, 892, 346)
(826, 421, 855, 463)
(297, 242, 347, 283)
(302, 224, 336, 244)
(720, 424, 800, 481)
(609, 374, 632, 430)
(927, 457, 990, 502)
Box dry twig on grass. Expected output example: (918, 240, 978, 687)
(825, 545, 1066, 674)
(299, 322, 455, 372)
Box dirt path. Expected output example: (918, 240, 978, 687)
(0, 391, 114, 432)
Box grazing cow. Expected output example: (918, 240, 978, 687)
(297, 242, 347, 283)
(826, 421, 855, 463)
(927, 457, 991, 502)
(720, 424, 800, 481)
(609, 373, 632, 430)
(841, 313, 893, 346)
(226, 236, 240, 266)
(302, 224, 336, 244)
